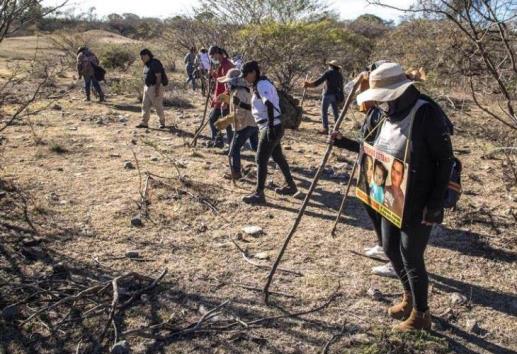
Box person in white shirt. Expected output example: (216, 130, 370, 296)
(240, 61, 297, 205)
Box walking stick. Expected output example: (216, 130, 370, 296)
(299, 73, 310, 112)
(190, 78, 214, 147)
(330, 156, 360, 237)
(263, 76, 362, 305)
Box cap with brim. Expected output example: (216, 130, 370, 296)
(327, 60, 341, 68)
(218, 68, 242, 83)
(356, 63, 414, 105)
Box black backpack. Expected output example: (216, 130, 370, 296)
(151, 59, 169, 86)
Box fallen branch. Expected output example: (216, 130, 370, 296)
(99, 277, 121, 344)
(321, 323, 347, 354)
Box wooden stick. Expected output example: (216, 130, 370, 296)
(263, 76, 362, 305)
(191, 79, 214, 147)
(330, 157, 359, 236)
(300, 73, 310, 111)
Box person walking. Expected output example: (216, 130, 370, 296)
(76, 47, 105, 102)
(136, 49, 168, 129)
(303, 60, 344, 134)
(184, 46, 197, 91)
(355, 62, 454, 332)
(217, 68, 259, 179)
(207, 46, 234, 148)
(240, 61, 297, 205)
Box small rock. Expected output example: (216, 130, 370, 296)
(242, 225, 263, 236)
(254, 251, 270, 260)
(124, 161, 135, 170)
(22, 237, 42, 247)
(465, 318, 486, 335)
(131, 139, 137, 145)
(151, 156, 159, 162)
(131, 215, 143, 227)
(68, 127, 77, 131)
(366, 287, 383, 301)
(52, 104, 62, 111)
(110, 153, 121, 158)
(450, 292, 467, 305)
(126, 250, 140, 258)
(2, 304, 18, 321)
(119, 117, 128, 123)
(52, 262, 67, 274)
(96, 118, 104, 125)
(111, 340, 130, 354)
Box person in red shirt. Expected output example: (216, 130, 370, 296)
(208, 46, 234, 148)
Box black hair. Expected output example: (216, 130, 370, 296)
(241, 60, 260, 79)
(140, 49, 153, 58)
(209, 46, 229, 58)
(374, 161, 388, 185)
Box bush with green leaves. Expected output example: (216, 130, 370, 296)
(99, 45, 137, 70)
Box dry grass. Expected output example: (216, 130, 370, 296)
(0, 33, 516, 354)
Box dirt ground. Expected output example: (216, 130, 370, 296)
(0, 35, 516, 354)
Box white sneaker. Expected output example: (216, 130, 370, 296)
(372, 262, 397, 278)
(365, 245, 388, 260)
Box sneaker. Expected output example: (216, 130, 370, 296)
(242, 192, 266, 205)
(275, 184, 298, 196)
(136, 123, 148, 129)
(372, 262, 397, 278)
(365, 245, 388, 260)
(159, 124, 166, 129)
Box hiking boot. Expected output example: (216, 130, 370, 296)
(242, 192, 266, 205)
(275, 184, 298, 196)
(365, 245, 388, 260)
(136, 123, 148, 129)
(98, 94, 106, 102)
(84, 96, 91, 102)
(372, 262, 397, 278)
(224, 170, 242, 180)
(393, 309, 432, 332)
(388, 292, 413, 321)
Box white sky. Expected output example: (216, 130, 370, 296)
(44, 0, 414, 21)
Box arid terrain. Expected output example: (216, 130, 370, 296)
(0, 33, 516, 354)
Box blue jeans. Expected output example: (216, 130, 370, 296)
(229, 126, 259, 173)
(186, 65, 196, 90)
(84, 77, 103, 98)
(321, 93, 339, 130)
(209, 108, 233, 145)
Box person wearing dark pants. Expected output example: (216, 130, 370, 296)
(304, 60, 344, 134)
(240, 61, 297, 205)
(216, 68, 258, 178)
(355, 62, 453, 332)
(208, 108, 232, 148)
(77, 47, 105, 102)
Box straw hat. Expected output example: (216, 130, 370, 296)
(327, 60, 341, 68)
(357, 63, 414, 105)
(217, 68, 242, 83)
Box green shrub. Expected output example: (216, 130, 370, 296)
(99, 45, 137, 70)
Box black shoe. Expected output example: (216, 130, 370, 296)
(136, 123, 148, 129)
(242, 192, 266, 205)
(159, 124, 166, 129)
(275, 184, 298, 196)
(84, 96, 91, 102)
(99, 95, 106, 102)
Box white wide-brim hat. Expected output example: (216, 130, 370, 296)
(357, 63, 414, 105)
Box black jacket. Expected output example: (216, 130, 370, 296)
(313, 67, 344, 96)
(335, 86, 454, 226)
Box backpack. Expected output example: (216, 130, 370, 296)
(420, 94, 462, 209)
(93, 64, 106, 82)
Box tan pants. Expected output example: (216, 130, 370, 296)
(141, 85, 165, 125)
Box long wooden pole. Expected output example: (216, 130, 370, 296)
(191, 77, 214, 147)
(263, 76, 362, 304)
(299, 73, 310, 111)
(330, 157, 359, 236)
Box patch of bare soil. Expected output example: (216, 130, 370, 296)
(0, 65, 516, 354)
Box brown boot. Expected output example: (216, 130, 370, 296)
(393, 309, 432, 332)
(388, 292, 413, 320)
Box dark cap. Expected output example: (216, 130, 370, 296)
(140, 48, 153, 57)
(240, 61, 259, 77)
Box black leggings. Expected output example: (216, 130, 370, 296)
(382, 218, 432, 312)
(364, 204, 382, 247)
(256, 125, 294, 193)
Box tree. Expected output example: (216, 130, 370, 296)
(0, 0, 68, 43)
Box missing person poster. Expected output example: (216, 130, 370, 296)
(355, 143, 409, 228)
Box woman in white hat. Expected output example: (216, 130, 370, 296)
(356, 62, 454, 331)
(217, 68, 259, 180)
(303, 60, 344, 134)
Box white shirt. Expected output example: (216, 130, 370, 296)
(199, 53, 210, 71)
(251, 79, 281, 130)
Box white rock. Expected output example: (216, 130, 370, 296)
(242, 225, 263, 236)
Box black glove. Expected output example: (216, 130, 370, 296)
(232, 95, 241, 106)
(267, 124, 276, 141)
(422, 207, 444, 225)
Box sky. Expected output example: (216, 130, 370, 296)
(43, 0, 414, 22)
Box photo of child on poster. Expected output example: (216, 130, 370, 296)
(355, 143, 409, 228)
